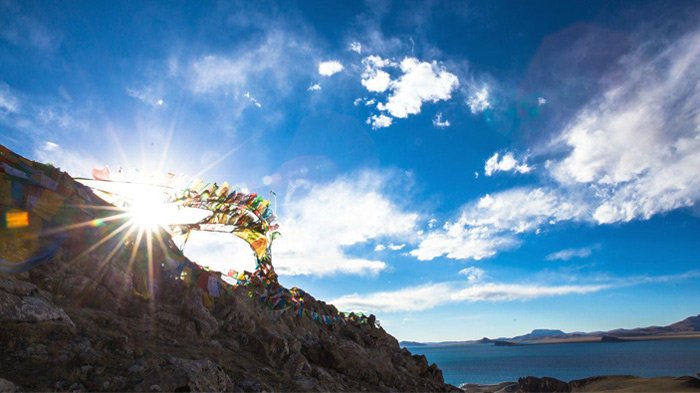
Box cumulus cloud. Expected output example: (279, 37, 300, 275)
(367, 114, 393, 129)
(467, 86, 490, 114)
(376, 58, 459, 118)
(484, 152, 532, 176)
(331, 269, 699, 313)
(546, 245, 599, 261)
(360, 55, 393, 93)
(318, 60, 344, 76)
(307, 83, 321, 91)
(537, 97, 547, 106)
(274, 171, 419, 276)
(432, 112, 450, 128)
(411, 188, 588, 261)
(358, 56, 459, 128)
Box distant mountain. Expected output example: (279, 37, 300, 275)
(402, 313, 700, 346)
(511, 329, 566, 341)
(607, 314, 700, 337)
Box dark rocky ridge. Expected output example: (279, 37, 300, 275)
(0, 149, 458, 392)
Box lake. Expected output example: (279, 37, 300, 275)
(405, 339, 700, 386)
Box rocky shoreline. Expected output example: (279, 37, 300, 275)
(461, 375, 700, 392)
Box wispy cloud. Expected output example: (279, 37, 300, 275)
(411, 188, 588, 261)
(0, 82, 20, 113)
(126, 87, 165, 107)
(411, 27, 700, 263)
(458, 266, 485, 282)
(546, 245, 600, 261)
(549, 28, 700, 224)
(33, 141, 98, 178)
(0, 3, 62, 52)
(331, 269, 700, 313)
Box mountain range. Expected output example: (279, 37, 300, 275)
(401, 314, 700, 347)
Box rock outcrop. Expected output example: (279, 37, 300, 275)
(0, 148, 457, 392)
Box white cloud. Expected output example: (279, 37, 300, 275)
(243, 91, 262, 108)
(358, 56, 458, 128)
(360, 55, 393, 93)
(178, 231, 259, 274)
(484, 152, 532, 176)
(458, 266, 485, 283)
(274, 171, 419, 276)
(367, 114, 393, 129)
(432, 112, 451, 128)
(546, 245, 598, 261)
(375, 243, 406, 251)
(349, 41, 362, 54)
(467, 86, 490, 114)
(411, 29, 700, 263)
(318, 60, 344, 76)
(376, 58, 459, 118)
(537, 97, 547, 106)
(411, 188, 588, 261)
(0, 83, 19, 113)
(331, 269, 700, 313)
(332, 282, 453, 312)
(0, 9, 61, 52)
(190, 55, 251, 94)
(410, 226, 517, 261)
(33, 141, 98, 178)
(550, 28, 700, 224)
(308, 83, 321, 91)
(348, 41, 362, 54)
(126, 87, 165, 107)
(331, 280, 609, 313)
(388, 243, 405, 251)
(189, 32, 303, 96)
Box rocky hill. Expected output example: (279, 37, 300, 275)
(0, 146, 457, 392)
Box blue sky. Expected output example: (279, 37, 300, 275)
(2, 0, 700, 341)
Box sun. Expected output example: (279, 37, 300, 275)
(125, 184, 177, 230)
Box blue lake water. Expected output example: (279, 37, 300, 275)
(405, 339, 700, 386)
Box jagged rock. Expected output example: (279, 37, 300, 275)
(0, 284, 74, 327)
(150, 357, 235, 392)
(0, 378, 21, 392)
